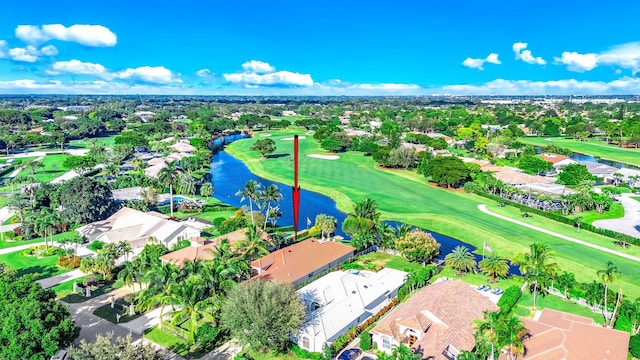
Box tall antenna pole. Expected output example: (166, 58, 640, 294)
(292, 135, 300, 241)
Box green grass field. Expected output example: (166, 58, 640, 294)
(51, 274, 93, 298)
(0, 249, 69, 279)
(144, 326, 201, 357)
(520, 136, 640, 166)
(69, 134, 118, 149)
(516, 292, 604, 324)
(354, 252, 424, 273)
(226, 132, 640, 298)
(13, 154, 71, 183)
(569, 202, 624, 224)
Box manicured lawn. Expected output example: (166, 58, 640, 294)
(51, 274, 93, 298)
(144, 326, 193, 357)
(69, 134, 118, 149)
(93, 300, 142, 323)
(0, 238, 43, 249)
(13, 154, 71, 183)
(568, 202, 624, 224)
(59, 279, 124, 303)
(240, 349, 299, 360)
(436, 267, 525, 290)
(226, 132, 640, 298)
(354, 252, 423, 273)
(519, 136, 640, 166)
(516, 292, 604, 325)
(0, 249, 70, 279)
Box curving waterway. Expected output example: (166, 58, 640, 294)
(209, 139, 518, 270)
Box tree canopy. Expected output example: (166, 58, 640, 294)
(221, 279, 305, 353)
(0, 273, 78, 359)
(424, 156, 470, 187)
(557, 164, 593, 185)
(59, 176, 114, 224)
(250, 138, 277, 158)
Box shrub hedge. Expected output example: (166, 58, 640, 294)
(496, 286, 522, 314)
(57, 255, 81, 269)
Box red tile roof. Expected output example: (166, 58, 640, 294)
(500, 309, 630, 360)
(250, 238, 355, 284)
(540, 153, 569, 164)
(372, 280, 498, 359)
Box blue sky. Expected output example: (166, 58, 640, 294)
(1, 0, 640, 95)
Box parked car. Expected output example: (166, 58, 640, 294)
(361, 355, 378, 360)
(50, 350, 68, 360)
(338, 349, 362, 360)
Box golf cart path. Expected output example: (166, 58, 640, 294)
(477, 204, 640, 263)
(593, 193, 640, 239)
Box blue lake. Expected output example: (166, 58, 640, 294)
(209, 143, 520, 272)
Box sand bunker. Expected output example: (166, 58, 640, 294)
(307, 154, 339, 160)
(281, 136, 307, 141)
(259, 134, 272, 137)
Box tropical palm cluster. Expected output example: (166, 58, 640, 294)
(470, 311, 529, 360)
(235, 180, 283, 229)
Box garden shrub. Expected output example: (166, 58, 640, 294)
(614, 315, 632, 333)
(497, 286, 522, 314)
(88, 240, 105, 252)
(359, 331, 372, 351)
(630, 334, 640, 358)
(290, 343, 322, 360)
(22, 245, 60, 257)
(195, 323, 224, 352)
(83, 276, 98, 287)
(57, 255, 81, 269)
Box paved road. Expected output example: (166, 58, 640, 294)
(478, 204, 640, 263)
(0, 206, 16, 224)
(37, 269, 85, 288)
(0, 241, 48, 255)
(593, 193, 640, 239)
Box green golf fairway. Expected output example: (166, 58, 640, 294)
(520, 137, 640, 166)
(227, 131, 640, 298)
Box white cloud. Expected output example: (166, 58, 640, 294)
(196, 68, 212, 77)
(557, 42, 640, 75)
(15, 24, 117, 47)
(224, 71, 313, 87)
(513, 42, 546, 65)
(554, 52, 598, 72)
(51, 59, 107, 76)
(224, 60, 313, 87)
(439, 77, 640, 95)
(48, 60, 180, 84)
(8, 47, 39, 62)
(40, 45, 58, 56)
(241, 60, 275, 74)
(113, 66, 181, 84)
(462, 53, 501, 70)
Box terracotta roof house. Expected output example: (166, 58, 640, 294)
(250, 238, 355, 285)
(370, 280, 498, 360)
(76, 207, 201, 249)
(171, 140, 196, 153)
(499, 309, 629, 360)
(493, 170, 557, 185)
(540, 153, 576, 168)
(160, 228, 271, 266)
(292, 268, 408, 352)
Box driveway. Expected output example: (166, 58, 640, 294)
(593, 193, 640, 239)
(37, 269, 85, 288)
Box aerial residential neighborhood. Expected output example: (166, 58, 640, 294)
(2, 2, 640, 360)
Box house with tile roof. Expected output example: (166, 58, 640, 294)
(370, 280, 498, 360)
(159, 228, 271, 266)
(500, 309, 629, 360)
(292, 268, 407, 352)
(76, 207, 201, 250)
(539, 153, 576, 168)
(250, 238, 355, 286)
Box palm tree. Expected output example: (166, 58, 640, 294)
(118, 261, 138, 294)
(597, 261, 621, 326)
(199, 182, 214, 198)
(445, 246, 477, 276)
(118, 241, 133, 262)
(236, 227, 270, 261)
(478, 254, 509, 283)
(261, 184, 282, 230)
(351, 198, 381, 222)
(556, 271, 576, 299)
(140, 187, 158, 206)
(503, 315, 528, 360)
(158, 160, 181, 217)
(314, 214, 337, 241)
(177, 172, 196, 195)
(169, 276, 219, 345)
(475, 311, 505, 360)
(514, 243, 559, 310)
(236, 180, 262, 227)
